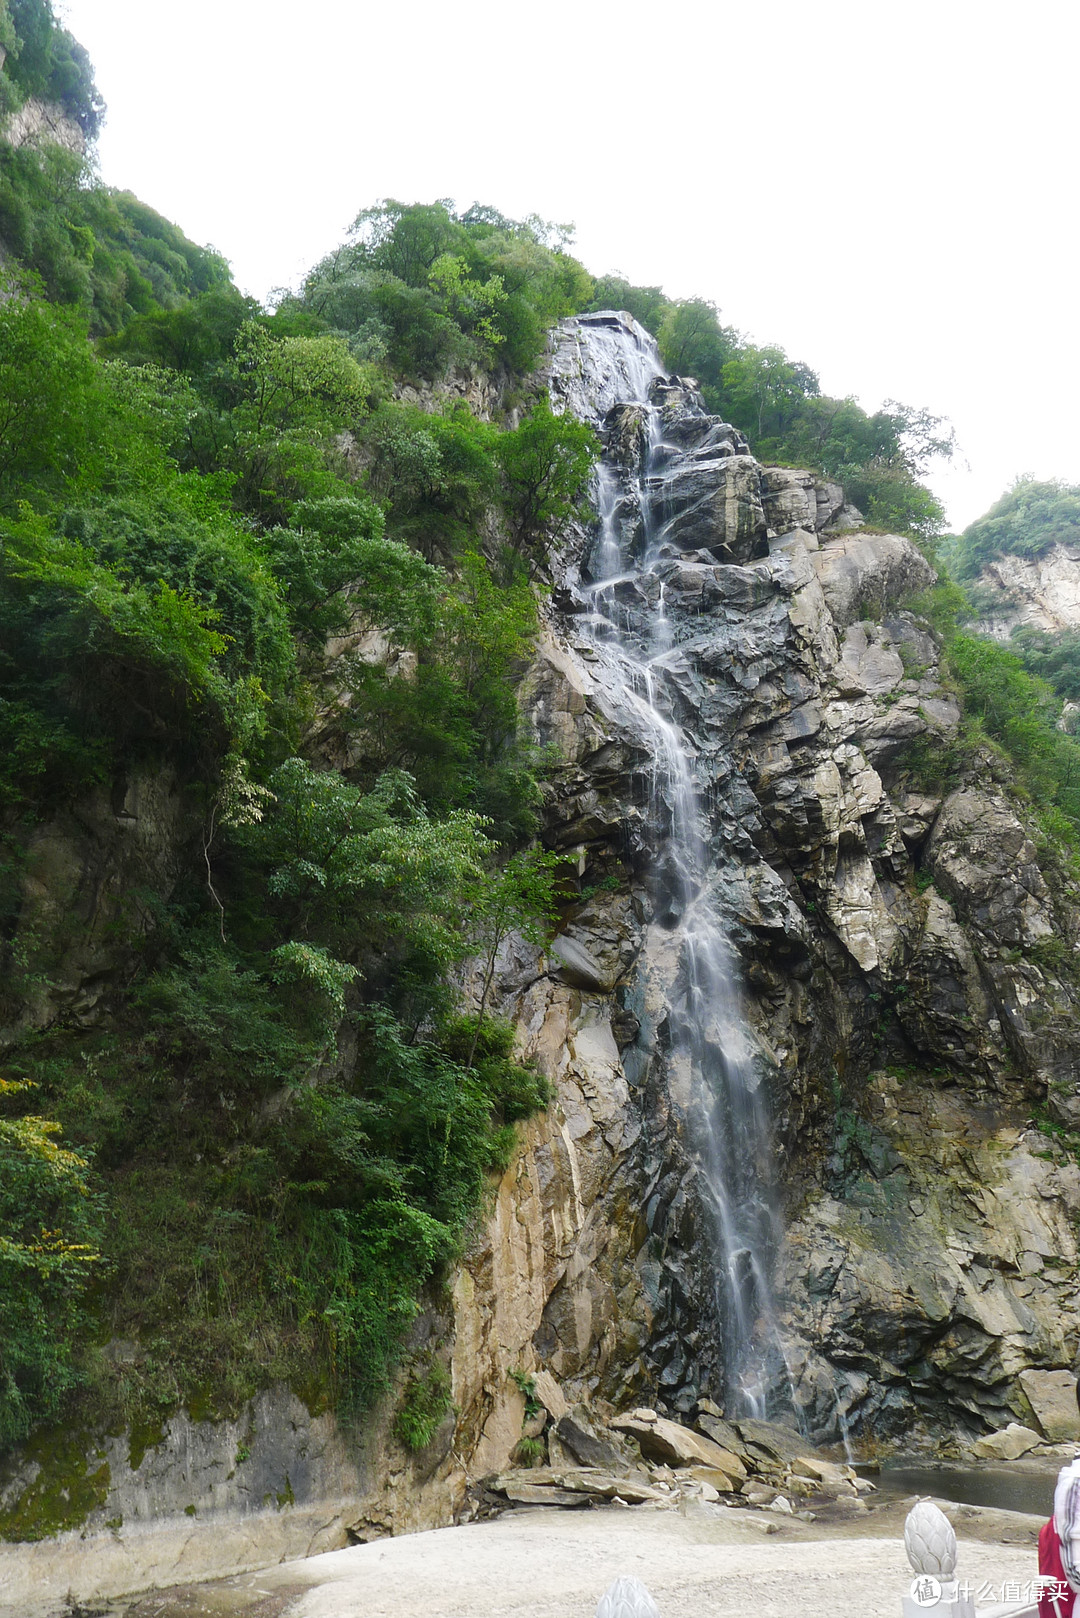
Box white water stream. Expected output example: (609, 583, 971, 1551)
(554, 314, 790, 1419)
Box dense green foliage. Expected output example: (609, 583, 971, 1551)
(0, 1078, 101, 1448)
(0, 142, 232, 330)
(904, 581, 1080, 847)
(1009, 627, 1080, 705)
(0, 2, 229, 331)
(0, 188, 582, 1448)
(298, 199, 593, 379)
(927, 479, 1080, 821)
(948, 477, 1080, 579)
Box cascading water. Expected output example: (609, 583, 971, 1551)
(549, 312, 790, 1420)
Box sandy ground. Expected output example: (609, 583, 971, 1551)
(114, 1497, 1045, 1618)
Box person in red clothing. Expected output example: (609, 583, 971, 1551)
(1039, 1369, 1080, 1618)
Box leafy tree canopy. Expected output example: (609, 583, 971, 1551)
(298, 198, 593, 378)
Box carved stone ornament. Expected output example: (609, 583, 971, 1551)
(596, 1576, 663, 1618)
(905, 1501, 959, 1577)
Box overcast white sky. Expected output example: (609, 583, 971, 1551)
(59, 0, 1080, 531)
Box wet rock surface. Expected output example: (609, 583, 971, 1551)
(525, 311, 1080, 1446)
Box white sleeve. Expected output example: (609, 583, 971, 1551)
(1055, 1462, 1080, 1592)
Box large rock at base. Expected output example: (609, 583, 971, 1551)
(735, 1419, 823, 1465)
(554, 1407, 624, 1470)
(1018, 1371, 1080, 1443)
(531, 1371, 570, 1421)
(490, 1467, 664, 1506)
(695, 1412, 745, 1457)
(972, 1423, 1043, 1460)
(502, 1482, 591, 1506)
(609, 1414, 746, 1476)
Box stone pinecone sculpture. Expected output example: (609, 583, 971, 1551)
(904, 1500, 958, 1576)
(596, 1576, 663, 1618)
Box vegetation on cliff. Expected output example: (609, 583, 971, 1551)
(929, 476, 1080, 801)
(0, 0, 102, 138)
(947, 476, 1080, 579)
(904, 580, 1080, 851)
(0, 21, 591, 1453)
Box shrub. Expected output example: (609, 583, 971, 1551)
(394, 1363, 453, 1451)
(0, 1079, 102, 1447)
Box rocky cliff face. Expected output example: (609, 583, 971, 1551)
(502, 312, 1080, 1449)
(1, 96, 85, 155)
(969, 542, 1080, 640)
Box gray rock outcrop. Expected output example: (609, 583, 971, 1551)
(969, 542, 1080, 640)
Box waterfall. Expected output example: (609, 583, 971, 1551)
(549, 311, 790, 1421)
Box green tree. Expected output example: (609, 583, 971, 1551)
(588, 275, 669, 334)
(238, 759, 489, 975)
(0, 1078, 101, 1447)
(721, 344, 820, 445)
(5, 0, 104, 137)
(263, 493, 441, 649)
(657, 298, 739, 394)
(0, 292, 99, 505)
(496, 394, 597, 573)
(218, 321, 381, 520)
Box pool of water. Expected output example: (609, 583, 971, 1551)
(868, 1458, 1065, 1517)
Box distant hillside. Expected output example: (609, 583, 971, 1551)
(947, 476, 1080, 579)
(0, 0, 232, 329)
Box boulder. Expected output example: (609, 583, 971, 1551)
(815, 482, 846, 532)
(610, 1414, 743, 1473)
(734, 1419, 820, 1465)
(659, 455, 769, 561)
(548, 933, 613, 991)
(789, 1456, 858, 1496)
(554, 1407, 624, 1470)
(811, 531, 934, 626)
(761, 467, 819, 537)
(695, 1412, 745, 1457)
(972, 1423, 1043, 1460)
(1018, 1370, 1080, 1443)
(491, 1466, 663, 1507)
(689, 1465, 740, 1493)
(531, 1371, 570, 1421)
(502, 1482, 591, 1506)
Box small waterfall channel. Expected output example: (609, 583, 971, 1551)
(549, 312, 789, 1420)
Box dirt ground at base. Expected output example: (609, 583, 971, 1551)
(105, 1495, 1045, 1618)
